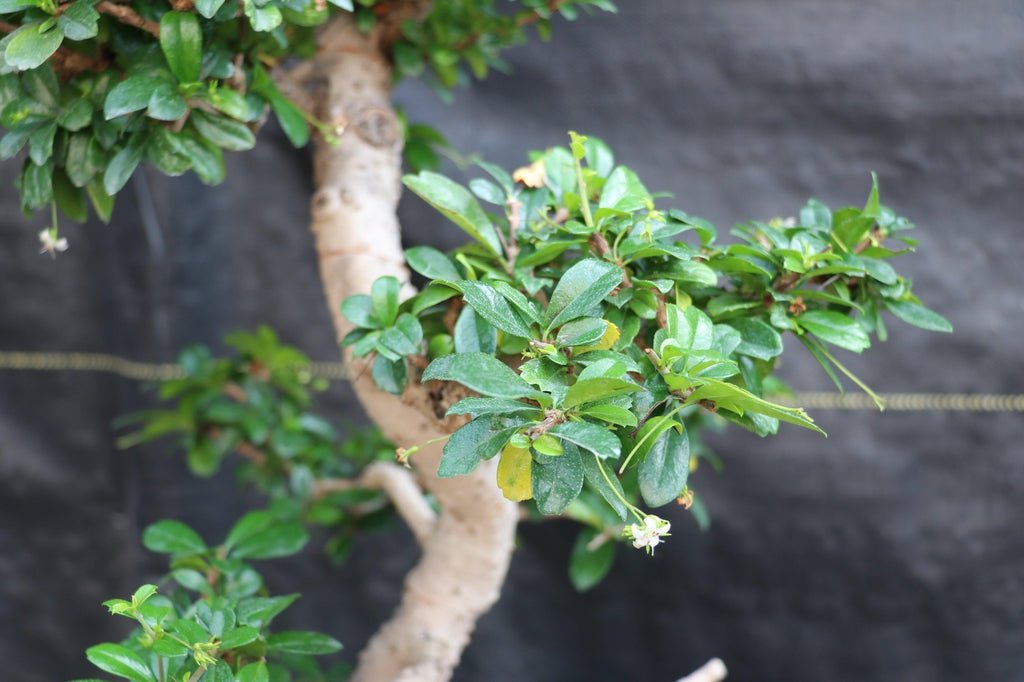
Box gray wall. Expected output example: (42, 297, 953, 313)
(2, 1, 1023, 680)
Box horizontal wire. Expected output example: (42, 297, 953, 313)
(0, 351, 1021, 412)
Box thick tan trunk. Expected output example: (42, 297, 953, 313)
(309, 17, 518, 682)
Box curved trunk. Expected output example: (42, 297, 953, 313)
(309, 17, 518, 682)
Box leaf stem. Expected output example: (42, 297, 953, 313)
(618, 403, 684, 474)
(594, 456, 645, 522)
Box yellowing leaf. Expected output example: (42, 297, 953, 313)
(577, 320, 620, 353)
(497, 444, 533, 501)
(512, 158, 545, 188)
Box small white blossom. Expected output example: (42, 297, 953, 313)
(780, 216, 797, 227)
(623, 514, 671, 554)
(39, 228, 68, 258)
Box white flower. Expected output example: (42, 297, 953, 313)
(39, 228, 68, 258)
(623, 514, 671, 554)
(780, 216, 797, 228)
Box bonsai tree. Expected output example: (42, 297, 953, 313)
(0, 1, 953, 681)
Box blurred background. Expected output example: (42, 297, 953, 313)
(2, 1, 1023, 680)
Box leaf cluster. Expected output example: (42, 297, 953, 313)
(0, 0, 615, 222)
(120, 327, 401, 566)
(341, 132, 951, 575)
(76, 515, 344, 682)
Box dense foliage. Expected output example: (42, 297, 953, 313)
(74, 513, 345, 682)
(341, 132, 951, 558)
(0, 0, 613, 226)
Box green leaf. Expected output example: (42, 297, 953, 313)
(371, 275, 400, 326)
(579, 403, 637, 428)
(731, 318, 783, 360)
(21, 64, 58, 109)
(532, 433, 563, 457)
(545, 258, 623, 331)
(638, 424, 690, 506)
(341, 294, 377, 328)
(598, 166, 649, 212)
(555, 318, 607, 348)
(226, 510, 291, 550)
(569, 528, 615, 591)
(405, 245, 459, 281)
(160, 11, 202, 83)
(191, 110, 256, 151)
(403, 171, 503, 255)
(371, 355, 406, 394)
(243, 0, 282, 31)
(105, 77, 184, 121)
(57, 98, 92, 130)
(53, 167, 88, 221)
(236, 662, 269, 682)
(446, 397, 542, 419)
(219, 625, 260, 650)
(267, 631, 343, 655)
(885, 300, 952, 333)
(458, 280, 534, 337)
(103, 136, 145, 194)
(85, 644, 155, 682)
(532, 442, 584, 514)
(798, 310, 871, 353)
(142, 520, 207, 555)
(549, 421, 621, 460)
(195, 0, 226, 19)
(179, 135, 224, 185)
(454, 305, 497, 354)
(230, 522, 309, 559)
(422, 352, 539, 399)
(4, 23, 64, 71)
(562, 377, 641, 409)
(237, 594, 299, 628)
(58, 1, 100, 41)
(863, 171, 881, 218)
(438, 417, 520, 477)
(581, 453, 627, 521)
(688, 378, 824, 435)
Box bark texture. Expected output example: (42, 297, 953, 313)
(309, 17, 519, 682)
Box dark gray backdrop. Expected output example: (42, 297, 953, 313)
(2, 1, 1023, 680)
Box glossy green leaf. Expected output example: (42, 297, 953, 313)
(142, 520, 207, 555)
(85, 644, 155, 682)
(191, 110, 256, 151)
(58, 0, 99, 40)
(230, 522, 309, 559)
(5, 23, 64, 71)
(457, 279, 533, 338)
(405, 245, 460, 281)
(731, 318, 783, 360)
(422, 352, 539, 399)
(403, 171, 502, 255)
(438, 417, 520, 477)
(267, 631, 343, 655)
(371, 275, 400, 326)
(885, 300, 952, 333)
(532, 442, 584, 514)
(160, 11, 202, 83)
(569, 528, 615, 591)
(562, 377, 641, 410)
(454, 305, 497, 354)
(798, 310, 870, 353)
(638, 424, 690, 506)
(549, 421, 621, 460)
(545, 258, 623, 331)
(236, 662, 269, 682)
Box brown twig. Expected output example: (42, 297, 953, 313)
(96, 1, 160, 37)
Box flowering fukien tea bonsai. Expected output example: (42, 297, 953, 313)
(0, 0, 954, 680)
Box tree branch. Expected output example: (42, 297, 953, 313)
(317, 462, 437, 544)
(310, 15, 517, 682)
(676, 658, 728, 682)
(95, 1, 160, 37)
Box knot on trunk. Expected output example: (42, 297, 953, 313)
(354, 105, 400, 149)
